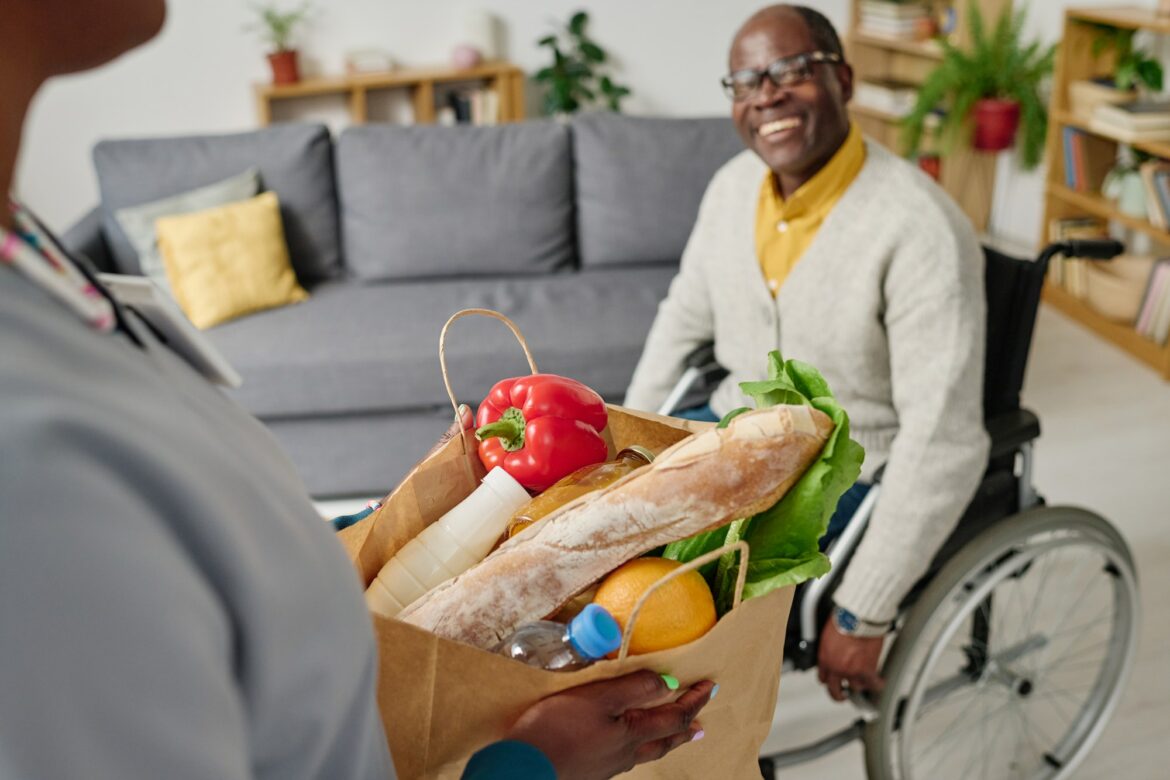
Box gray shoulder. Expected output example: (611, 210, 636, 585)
(709, 148, 768, 190)
(861, 140, 978, 247)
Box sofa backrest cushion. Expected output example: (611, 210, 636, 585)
(93, 124, 340, 283)
(336, 122, 575, 281)
(572, 113, 743, 268)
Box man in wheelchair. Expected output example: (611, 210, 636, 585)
(625, 5, 990, 701)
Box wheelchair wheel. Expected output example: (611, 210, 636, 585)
(864, 507, 1139, 780)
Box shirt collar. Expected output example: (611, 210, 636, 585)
(766, 122, 865, 217)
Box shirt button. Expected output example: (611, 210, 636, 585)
(776, 220, 789, 233)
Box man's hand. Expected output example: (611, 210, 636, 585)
(817, 620, 885, 702)
(506, 670, 715, 780)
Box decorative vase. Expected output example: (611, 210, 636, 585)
(451, 44, 483, 70)
(972, 98, 1021, 152)
(267, 50, 301, 85)
(917, 154, 942, 181)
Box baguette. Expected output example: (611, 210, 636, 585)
(398, 404, 834, 648)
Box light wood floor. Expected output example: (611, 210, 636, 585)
(762, 305, 1169, 778)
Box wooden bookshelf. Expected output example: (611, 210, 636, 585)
(845, 0, 1011, 231)
(254, 61, 526, 126)
(1041, 7, 1170, 379)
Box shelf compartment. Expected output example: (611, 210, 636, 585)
(1042, 282, 1170, 377)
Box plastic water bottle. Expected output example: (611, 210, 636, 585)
(496, 604, 622, 671)
(366, 467, 530, 617)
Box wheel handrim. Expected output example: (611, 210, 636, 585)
(892, 526, 1138, 780)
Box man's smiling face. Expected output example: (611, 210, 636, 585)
(729, 9, 852, 188)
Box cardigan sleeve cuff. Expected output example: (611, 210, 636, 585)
(462, 740, 557, 779)
(831, 566, 907, 625)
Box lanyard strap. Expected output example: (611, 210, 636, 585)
(1, 201, 116, 333)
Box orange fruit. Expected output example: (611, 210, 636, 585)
(593, 558, 717, 655)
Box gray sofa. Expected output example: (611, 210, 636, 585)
(64, 114, 743, 497)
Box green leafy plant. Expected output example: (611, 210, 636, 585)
(533, 11, 632, 115)
(1090, 25, 1164, 92)
(903, 4, 1056, 170)
(245, 1, 313, 53)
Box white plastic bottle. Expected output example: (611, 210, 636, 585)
(365, 467, 530, 617)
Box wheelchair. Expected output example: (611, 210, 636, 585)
(656, 240, 1140, 779)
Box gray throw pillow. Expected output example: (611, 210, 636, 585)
(114, 168, 260, 293)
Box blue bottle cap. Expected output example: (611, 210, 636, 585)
(567, 604, 622, 660)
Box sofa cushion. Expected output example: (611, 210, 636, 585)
(206, 266, 676, 419)
(93, 124, 340, 283)
(572, 113, 743, 267)
(336, 122, 576, 281)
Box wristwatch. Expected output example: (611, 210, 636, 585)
(832, 606, 892, 638)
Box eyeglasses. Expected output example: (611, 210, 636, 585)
(721, 51, 843, 101)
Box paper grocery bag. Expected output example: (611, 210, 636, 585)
(338, 310, 794, 779)
(340, 404, 794, 779)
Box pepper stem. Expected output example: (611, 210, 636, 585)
(475, 407, 527, 452)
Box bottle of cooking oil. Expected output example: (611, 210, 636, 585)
(366, 467, 530, 617)
(505, 446, 654, 540)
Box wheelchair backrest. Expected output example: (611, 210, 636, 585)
(983, 246, 1046, 419)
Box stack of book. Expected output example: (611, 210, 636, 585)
(1047, 216, 1109, 296)
(1061, 127, 1090, 192)
(437, 88, 500, 126)
(1136, 259, 1170, 344)
(853, 78, 920, 118)
(857, 1, 932, 40)
(1139, 159, 1170, 228)
(1090, 100, 1170, 143)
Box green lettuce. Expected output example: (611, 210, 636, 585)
(662, 352, 864, 614)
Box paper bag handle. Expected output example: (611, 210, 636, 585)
(618, 541, 750, 661)
(438, 308, 540, 419)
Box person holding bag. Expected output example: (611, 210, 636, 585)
(0, 2, 712, 778)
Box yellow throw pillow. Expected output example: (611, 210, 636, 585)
(155, 191, 308, 329)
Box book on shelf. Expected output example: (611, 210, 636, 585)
(859, 1, 930, 19)
(1090, 100, 1170, 142)
(853, 78, 919, 117)
(1135, 259, 1170, 338)
(857, 2, 931, 40)
(443, 87, 499, 126)
(1139, 161, 1169, 229)
(1061, 127, 1089, 191)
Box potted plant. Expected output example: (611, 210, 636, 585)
(1069, 26, 1164, 119)
(534, 10, 632, 116)
(903, 4, 1055, 169)
(246, 2, 314, 86)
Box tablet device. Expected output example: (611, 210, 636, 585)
(98, 273, 243, 388)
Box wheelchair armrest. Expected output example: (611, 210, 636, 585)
(986, 408, 1041, 460)
(867, 409, 1039, 485)
(683, 341, 718, 369)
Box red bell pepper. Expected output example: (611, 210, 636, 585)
(474, 374, 609, 493)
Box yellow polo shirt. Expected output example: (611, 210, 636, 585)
(756, 122, 866, 295)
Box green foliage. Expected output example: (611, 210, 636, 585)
(1089, 25, 1164, 92)
(902, 4, 1055, 170)
(246, 1, 313, 53)
(533, 10, 632, 115)
(663, 352, 865, 615)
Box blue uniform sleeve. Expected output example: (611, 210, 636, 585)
(462, 741, 557, 779)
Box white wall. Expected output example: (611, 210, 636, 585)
(12, 0, 1147, 245)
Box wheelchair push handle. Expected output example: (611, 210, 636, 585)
(1038, 238, 1125, 269)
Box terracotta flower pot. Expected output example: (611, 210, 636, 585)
(267, 50, 301, 85)
(972, 98, 1021, 152)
